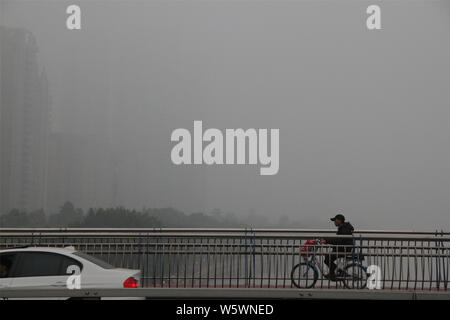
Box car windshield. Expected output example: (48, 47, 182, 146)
(73, 252, 115, 269)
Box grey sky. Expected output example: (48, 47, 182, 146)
(2, 0, 450, 229)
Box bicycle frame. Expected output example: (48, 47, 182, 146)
(300, 243, 365, 278)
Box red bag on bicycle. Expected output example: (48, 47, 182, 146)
(300, 239, 318, 256)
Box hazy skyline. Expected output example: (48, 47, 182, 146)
(2, 1, 450, 230)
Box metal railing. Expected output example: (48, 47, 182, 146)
(0, 228, 449, 291)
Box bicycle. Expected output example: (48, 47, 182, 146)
(290, 239, 369, 289)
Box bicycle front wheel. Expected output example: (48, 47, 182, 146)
(291, 262, 318, 289)
(342, 264, 368, 289)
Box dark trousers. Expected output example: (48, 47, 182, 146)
(324, 250, 346, 275)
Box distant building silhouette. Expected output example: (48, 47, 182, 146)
(0, 27, 50, 214)
(46, 132, 114, 213)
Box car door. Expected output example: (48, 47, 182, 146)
(9, 251, 82, 290)
(0, 252, 20, 290)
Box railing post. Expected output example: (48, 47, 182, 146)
(244, 227, 248, 287)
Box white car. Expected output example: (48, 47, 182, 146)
(0, 246, 141, 297)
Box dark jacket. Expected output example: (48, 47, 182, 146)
(326, 222, 354, 252)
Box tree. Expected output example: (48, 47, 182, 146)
(0, 209, 30, 227)
(48, 201, 83, 227)
(80, 207, 161, 228)
(28, 209, 47, 227)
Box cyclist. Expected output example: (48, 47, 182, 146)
(320, 214, 354, 281)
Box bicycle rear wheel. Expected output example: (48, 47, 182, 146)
(291, 262, 318, 289)
(342, 264, 368, 289)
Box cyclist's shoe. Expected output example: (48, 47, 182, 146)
(324, 273, 337, 281)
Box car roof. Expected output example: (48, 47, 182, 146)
(0, 246, 77, 254)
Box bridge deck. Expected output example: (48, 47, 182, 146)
(1, 288, 449, 300)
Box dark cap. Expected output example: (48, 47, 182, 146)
(331, 214, 345, 222)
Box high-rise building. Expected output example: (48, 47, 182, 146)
(0, 27, 50, 214)
(46, 132, 114, 213)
